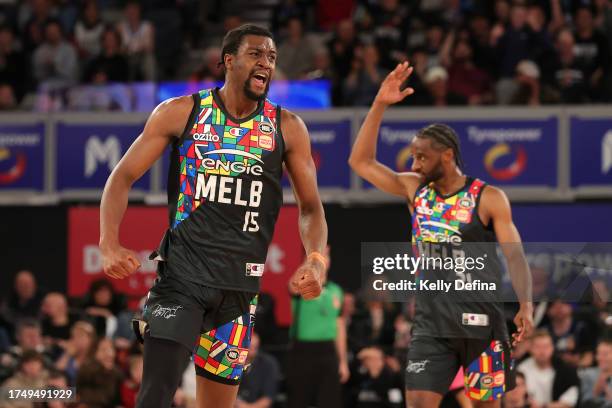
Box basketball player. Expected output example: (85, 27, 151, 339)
(99, 24, 328, 408)
(349, 62, 534, 407)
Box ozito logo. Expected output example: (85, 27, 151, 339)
(193, 133, 220, 142)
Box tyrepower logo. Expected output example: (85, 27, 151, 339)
(483, 143, 527, 181)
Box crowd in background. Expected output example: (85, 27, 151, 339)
(0, 0, 611, 110)
(2, 266, 612, 407)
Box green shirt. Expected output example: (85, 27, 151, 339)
(290, 281, 343, 341)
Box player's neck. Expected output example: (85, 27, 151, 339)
(217, 83, 260, 119)
(433, 171, 466, 196)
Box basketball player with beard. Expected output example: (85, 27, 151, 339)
(100, 24, 328, 408)
(349, 62, 534, 407)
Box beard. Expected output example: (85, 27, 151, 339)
(243, 75, 271, 101)
(422, 161, 444, 184)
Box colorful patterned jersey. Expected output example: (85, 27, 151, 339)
(410, 177, 508, 340)
(159, 88, 284, 292)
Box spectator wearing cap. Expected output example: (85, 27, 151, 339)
(506, 60, 560, 105)
(580, 338, 612, 406)
(421, 66, 467, 106)
(517, 329, 580, 407)
(0, 350, 49, 408)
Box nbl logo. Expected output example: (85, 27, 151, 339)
(193, 133, 220, 142)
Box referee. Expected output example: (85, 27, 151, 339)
(286, 246, 349, 408)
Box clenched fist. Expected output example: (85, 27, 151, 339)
(289, 260, 324, 300)
(100, 244, 142, 279)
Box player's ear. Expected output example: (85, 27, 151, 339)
(224, 53, 233, 71)
(442, 148, 454, 164)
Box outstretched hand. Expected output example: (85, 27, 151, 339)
(374, 61, 415, 106)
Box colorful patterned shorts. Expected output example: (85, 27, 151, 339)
(194, 296, 258, 385)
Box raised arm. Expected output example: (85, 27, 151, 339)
(482, 186, 534, 345)
(99, 96, 194, 279)
(282, 109, 328, 299)
(348, 61, 422, 202)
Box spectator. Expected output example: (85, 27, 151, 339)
(1, 350, 49, 408)
(81, 279, 126, 338)
(32, 19, 78, 87)
(346, 346, 403, 408)
(503, 371, 532, 408)
(573, 6, 611, 101)
(302, 47, 334, 81)
(421, 66, 467, 106)
(424, 24, 445, 69)
(55, 320, 96, 385)
(327, 19, 359, 105)
(76, 337, 123, 407)
(117, 0, 155, 81)
(580, 338, 612, 407)
(190, 46, 224, 82)
(1, 270, 45, 327)
(508, 59, 560, 106)
(370, 0, 409, 70)
(277, 17, 316, 80)
(120, 353, 143, 408)
(40, 292, 78, 347)
(549, 29, 590, 103)
(445, 37, 493, 105)
(0, 319, 53, 382)
(73, 0, 104, 62)
(236, 332, 280, 407)
(316, 0, 354, 31)
(21, 0, 54, 53)
(84, 27, 129, 84)
(286, 246, 348, 408)
(544, 298, 598, 367)
(343, 44, 388, 106)
(0, 83, 17, 110)
(518, 329, 580, 407)
(468, 14, 498, 76)
(0, 25, 27, 102)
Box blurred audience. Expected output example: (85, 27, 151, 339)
(580, 338, 612, 407)
(236, 331, 280, 408)
(117, 0, 154, 81)
(32, 19, 78, 88)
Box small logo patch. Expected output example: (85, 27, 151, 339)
(258, 135, 273, 150)
(246, 263, 265, 277)
(480, 375, 494, 388)
(259, 122, 274, 134)
(406, 360, 429, 374)
(226, 348, 240, 362)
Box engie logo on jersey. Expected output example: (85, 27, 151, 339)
(246, 263, 265, 277)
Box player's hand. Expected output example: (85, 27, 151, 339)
(289, 260, 324, 300)
(373, 61, 415, 107)
(512, 303, 534, 346)
(100, 244, 141, 279)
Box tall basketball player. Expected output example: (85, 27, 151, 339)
(349, 62, 534, 407)
(99, 24, 328, 408)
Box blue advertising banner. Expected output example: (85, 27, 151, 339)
(56, 122, 148, 190)
(570, 117, 612, 187)
(371, 118, 558, 187)
(281, 120, 352, 188)
(0, 123, 45, 190)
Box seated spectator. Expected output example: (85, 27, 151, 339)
(327, 19, 360, 105)
(421, 66, 467, 107)
(55, 320, 96, 385)
(507, 60, 560, 106)
(446, 38, 493, 105)
(343, 44, 388, 106)
(74, 0, 104, 62)
(76, 337, 123, 407)
(0, 25, 28, 102)
(117, 0, 155, 81)
(580, 338, 612, 407)
(302, 47, 334, 81)
(0, 83, 17, 110)
(32, 19, 78, 88)
(346, 346, 403, 408)
(236, 331, 280, 407)
(21, 0, 54, 53)
(277, 17, 317, 80)
(1, 350, 49, 405)
(1, 270, 45, 328)
(503, 371, 532, 408)
(518, 329, 580, 407)
(544, 298, 598, 367)
(84, 27, 129, 84)
(40, 292, 78, 348)
(0, 319, 54, 383)
(190, 46, 224, 82)
(573, 6, 611, 101)
(120, 353, 143, 408)
(81, 278, 126, 337)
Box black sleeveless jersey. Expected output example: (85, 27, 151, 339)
(410, 177, 508, 340)
(155, 88, 284, 293)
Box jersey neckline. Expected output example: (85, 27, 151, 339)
(212, 87, 265, 124)
(431, 176, 473, 199)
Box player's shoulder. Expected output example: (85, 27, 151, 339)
(480, 183, 510, 210)
(279, 108, 306, 129)
(153, 95, 195, 118)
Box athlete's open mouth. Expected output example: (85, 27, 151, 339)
(251, 72, 268, 88)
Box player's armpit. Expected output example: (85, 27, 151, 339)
(281, 109, 328, 256)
